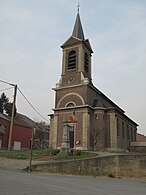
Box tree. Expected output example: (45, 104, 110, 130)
(0, 93, 9, 113)
(0, 93, 17, 117)
(5, 102, 17, 117)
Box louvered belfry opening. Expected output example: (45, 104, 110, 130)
(84, 52, 89, 73)
(68, 50, 76, 70)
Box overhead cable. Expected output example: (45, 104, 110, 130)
(0, 79, 48, 122)
(18, 87, 48, 122)
(0, 87, 14, 92)
(0, 79, 15, 86)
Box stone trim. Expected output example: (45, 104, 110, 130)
(82, 111, 90, 150)
(49, 114, 58, 149)
(108, 112, 117, 148)
(130, 142, 146, 147)
(57, 92, 85, 108)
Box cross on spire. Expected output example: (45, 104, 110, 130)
(77, 2, 80, 13)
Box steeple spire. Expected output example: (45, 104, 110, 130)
(72, 4, 85, 40)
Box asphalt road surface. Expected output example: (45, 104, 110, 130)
(0, 170, 146, 195)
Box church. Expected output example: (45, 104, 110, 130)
(49, 9, 138, 151)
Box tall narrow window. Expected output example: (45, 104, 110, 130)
(130, 127, 136, 141)
(127, 125, 130, 140)
(134, 129, 136, 141)
(117, 118, 120, 136)
(122, 122, 125, 138)
(84, 53, 89, 73)
(130, 127, 133, 141)
(68, 50, 76, 70)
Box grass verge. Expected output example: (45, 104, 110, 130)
(0, 149, 98, 160)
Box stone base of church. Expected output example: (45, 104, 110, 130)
(105, 147, 129, 153)
(56, 146, 128, 152)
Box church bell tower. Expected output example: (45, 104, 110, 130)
(49, 8, 94, 150)
(57, 10, 93, 88)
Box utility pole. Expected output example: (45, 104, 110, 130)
(29, 127, 35, 172)
(8, 84, 17, 150)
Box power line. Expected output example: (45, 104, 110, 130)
(0, 79, 48, 122)
(0, 87, 14, 92)
(18, 87, 48, 122)
(0, 79, 15, 86)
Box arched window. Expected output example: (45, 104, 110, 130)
(68, 50, 76, 70)
(84, 52, 89, 72)
(66, 102, 75, 107)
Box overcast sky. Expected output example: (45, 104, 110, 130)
(0, 0, 146, 135)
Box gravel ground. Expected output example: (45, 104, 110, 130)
(0, 157, 42, 171)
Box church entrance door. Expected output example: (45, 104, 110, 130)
(69, 126, 74, 148)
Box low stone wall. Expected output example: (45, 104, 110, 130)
(130, 142, 146, 152)
(32, 154, 146, 178)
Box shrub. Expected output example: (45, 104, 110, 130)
(73, 150, 82, 156)
(51, 149, 60, 156)
(108, 173, 115, 178)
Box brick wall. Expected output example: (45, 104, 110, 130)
(137, 133, 146, 142)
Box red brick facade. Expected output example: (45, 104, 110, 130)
(0, 113, 33, 149)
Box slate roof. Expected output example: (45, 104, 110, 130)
(72, 12, 85, 40)
(61, 12, 93, 53)
(14, 113, 36, 128)
(0, 112, 35, 128)
(0, 113, 10, 121)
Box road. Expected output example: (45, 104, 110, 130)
(0, 170, 146, 195)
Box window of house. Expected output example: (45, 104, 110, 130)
(68, 50, 76, 70)
(84, 52, 89, 73)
